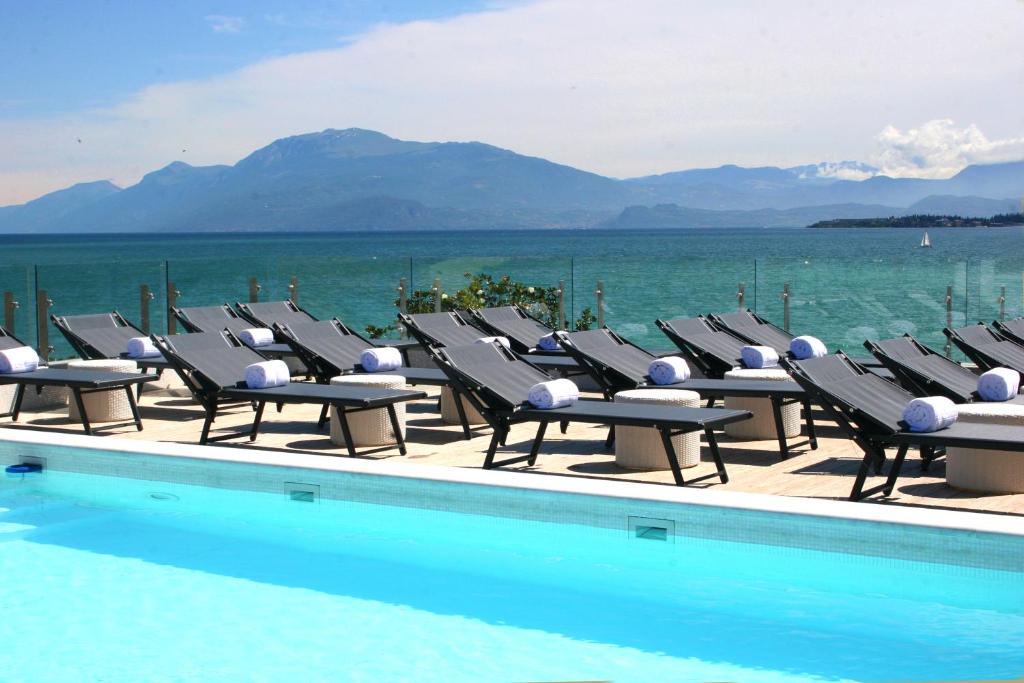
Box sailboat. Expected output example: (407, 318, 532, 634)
(920, 231, 932, 248)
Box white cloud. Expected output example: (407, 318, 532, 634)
(205, 15, 245, 34)
(2, 0, 1023, 204)
(873, 119, 1024, 179)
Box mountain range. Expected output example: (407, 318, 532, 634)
(0, 128, 1021, 233)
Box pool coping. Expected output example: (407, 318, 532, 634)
(2, 429, 1022, 537)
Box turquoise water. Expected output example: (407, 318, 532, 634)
(2, 227, 1023, 359)
(2, 468, 1023, 682)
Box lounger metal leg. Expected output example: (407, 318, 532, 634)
(483, 429, 502, 468)
(770, 395, 789, 460)
(528, 421, 548, 465)
(705, 428, 729, 484)
(317, 404, 329, 429)
(335, 406, 357, 456)
(275, 401, 284, 413)
(705, 397, 716, 408)
(882, 444, 909, 496)
(386, 404, 407, 456)
(9, 383, 26, 421)
(249, 401, 266, 441)
(125, 386, 143, 431)
(559, 419, 568, 434)
(803, 399, 818, 449)
(849, 446, 885, 501)
(659, 426, 686, 486)
(200, 403, 217, 445)
(71, 388, 92, 435)
(605, 425, 615, 449)
(919, 445, 936, 471)
(453, 389, 472, 440)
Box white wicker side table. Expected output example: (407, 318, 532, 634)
(66, 359, 138, 422)
(330, 375, 406, 447)
(723, 368, 800, 440)
(945, 403, 1024, 493)
(614, 389, 701, 469)
(439, 386, 486, 426)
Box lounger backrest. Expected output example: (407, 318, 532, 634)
(711, 310, 793, 352)
(158, 331, 257, 390)
(994, 318, 1024, 344)
(278, 319, 368, 373)
(868, 336, 977, 398)
(437, 342, 548, 411)
(950, 324, 999, 347)
(236, 300, 316, 328)
(0, 326, 27, 351)
(174, 305, 249, 335)
(403, 312, 485, 347)
(561, 328, 654, 387)
(788, 354, 908, 434)
(59, 313, 123, 330)
(657, 316, 744, 376)
(53, 311, 142, 359)
(946, 324, 1024, 372)
(474, 306, 551, 350)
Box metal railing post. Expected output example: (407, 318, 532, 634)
(998, 286, 1006, 322)
(139, 284, 153, 335)
(3, 292, 18, 334)
(557, 280, 566, 330)
(36, 289, 52, 362)
(432, 277, 443, 312)
(737, 282, 746, 311)
(944, 285, 953, 357)
(397, 278, 408, 314)
(248, 277, 261, 303)
(595, 280, 605, 328)
(288, 276, 299, 305)
(781, 283, 791, 332)
(167, 282, 180, 335)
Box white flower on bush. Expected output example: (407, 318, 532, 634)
(441, 293, 449, 300)
(527, 287, 535, 294)
(476, 289, 484, 296)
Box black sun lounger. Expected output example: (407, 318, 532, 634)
(992, 317, 1024, 347)
(944, 324, 1024, 373)
(173, 304, 296, 356)
(428, 340, 751, 486)
(235, 299, 318, 328)
(709, 309, 795, 356)
(275, 319, 477, 438)
(470, 305, 565, 355)
(153, 331, 426, 455)
(786, 352, 1024, 501)
(400, 311, 582, 376)
(865, 335, 1024, 405)
(51, 311, 172, 373)
(655, 316, 748, 378)
(555, 327, 816, 458)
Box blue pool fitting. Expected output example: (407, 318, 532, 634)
(5, 463, 43, 475)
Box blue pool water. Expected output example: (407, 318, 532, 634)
(1, 469, 1023, 682)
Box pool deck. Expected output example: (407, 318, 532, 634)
(3, 377, 1024, 517)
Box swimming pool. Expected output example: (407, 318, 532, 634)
(1, 432, 1023, 682)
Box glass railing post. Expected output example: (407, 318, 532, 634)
(595, 280, 605, 328)
(3, 292, 18, 335)
(432, 278, 443, 312)
(288, 276, 299, 305)
(944, 285, 953, 357)
(139, 284, 153, 335)
(737, 282, 746, 311)
(36, 288, 52, 362)
(781, 282, 791, 332)
(248, 277, 260, 303)
(557, 279, 566, 330)
(998, 286, 1006, 322)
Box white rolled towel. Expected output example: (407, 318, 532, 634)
(476, 336, 511, 349)
(977, 367, 1020, 402)
(790, 335, 827, 360)
(0, 346, 39, 374)
(741, 345, 779, 369)
(902, 396, 958, 433)
(527, 378, 579, 409)
(244, 360, 290, 389)
(360, 347, 403, 372)
(648, 356, 691, 385)
(126, 336, 161, 359)
(238, 328, 274, 348)
(537, 333, 561, 351)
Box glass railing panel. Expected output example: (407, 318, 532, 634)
(36, 261, 167, 361)
(572, 257, 756, 350)
(0, 264, 36, 350)
(754, 257, 969, 358)
(967, 257, 1024, 330)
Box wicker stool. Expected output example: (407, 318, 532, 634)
(66, 359, 138, 422)
(614, 389, 701, 469)
(440, 386, 486, 425)
(329, 375, 406, 447)
(723, 368, 800, 440)
(945, 403, 1024, 493)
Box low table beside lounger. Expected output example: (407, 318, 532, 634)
(0, 367, 157, 434)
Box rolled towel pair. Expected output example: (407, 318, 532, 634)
(902, 396, 958, 433)
(537, 333, 561, 351)
(126, 336, 161, 359)
(527, 378, 579, 409)
(244, 360, 290, 389)
(790, 335, 827, 360)
(648, 356, 690, 385)
(977, 367, 1020, 402)
(476, 336, 511, 350)
(238, 328, 274, 348)
(0, 346, 39, 374)
(360, 347, 403, 372)
(740, 345, 779, 369)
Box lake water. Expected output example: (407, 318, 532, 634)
(2, 226, 1022, 358)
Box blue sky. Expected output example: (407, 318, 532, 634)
(0, 1, 489, 116)
(1, 0, 1022, 204)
